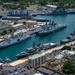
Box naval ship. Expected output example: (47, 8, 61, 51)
(36, 20, 67, 36)
(0, 31, 31, 49)
(47, 8, 75, 15)
(60, 30, 75, 44)
(16, 42, 56, 59)
(32, 8, 75, 16)
(2, 9, 32, 20)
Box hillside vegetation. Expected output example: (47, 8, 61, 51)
(1, 0, 75, 8)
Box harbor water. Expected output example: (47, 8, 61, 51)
(0, 14, 75, 61)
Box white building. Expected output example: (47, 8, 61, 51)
(12, 23, 25, 30)
(46, 5, 57, 9)
(46, 4, 57, 11)
(34, 72, 43, 75)
(28, 52, 46, 67)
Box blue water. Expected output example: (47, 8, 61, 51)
(0, 14, 75, 61)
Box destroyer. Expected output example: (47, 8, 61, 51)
(16, 42, 56, 59)
(36, 21, 67, 36)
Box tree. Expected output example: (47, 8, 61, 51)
(46, 61, 51, 67)
(19, 0, 29, 8)
(61, 46, 71, 50)
(1, 30, 7, 35)
(57, 0, 65, 8)
(63, 60, 75, 74)
(38, 0, 47, 6)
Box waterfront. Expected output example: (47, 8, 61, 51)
(0, 14, 75, 61)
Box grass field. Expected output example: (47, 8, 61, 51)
(27, 4, 38, 11)
(0, 9, 9, 14)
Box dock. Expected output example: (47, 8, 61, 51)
(45, 41, 75, 54)
(9, 40, 75, 67)
(9, 58, 28, 66)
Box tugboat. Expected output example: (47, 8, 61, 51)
(36, 20, 67, 36)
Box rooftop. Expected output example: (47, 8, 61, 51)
(37, 67, 62, 75)
(12, 23, 24, 28)
(46, 5, 57, 8)
(3, 2, 14, 5)
(34, 72, 43, 75)
(29, 52, 45, 60)
(37, 67, 54, 75)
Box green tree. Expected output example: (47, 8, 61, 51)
(46, 61, 51, 67)
(38, 0, 47, 6)
(19, 0, 29, 8)
(61, 46, 71, 50)
(63, 60, 75, 74)
(1, 30, 7, 35)
(57, 0, 65, 8)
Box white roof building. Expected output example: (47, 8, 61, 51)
(29, 52, 45, 60)
(28, 52, 46, 67)
(34, 72, 43, 75)
(46, 5, 57, 8)
(55, 50, 75, 60)
(12, 23, 24, 28)
(0, 63, 3, 66)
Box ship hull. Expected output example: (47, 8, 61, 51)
(16, 42, 57, 59)
(37, 25, 67, 36)
(16, 54, 28, 59)
(0, 36, 31, 49)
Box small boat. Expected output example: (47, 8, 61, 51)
(60, 38, 70, 44)
(5, 57, 11, 63)
(16, 51, 29, 59)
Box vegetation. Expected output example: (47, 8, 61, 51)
(38, 0, 47, 6)
(73, 47, 75, 50)
(19, 0, 29, 8)
(61, 46, 71, 50)
(63, 60, 75, 74)
(1, 0, 75, 9)
(1, 30, 7, 35)
(45, 61, 51, 67)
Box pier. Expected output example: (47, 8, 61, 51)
(9, 58, 28, 66)
(9, 40, 75, 67)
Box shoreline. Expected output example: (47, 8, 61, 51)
(9, 40, 75, 67)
